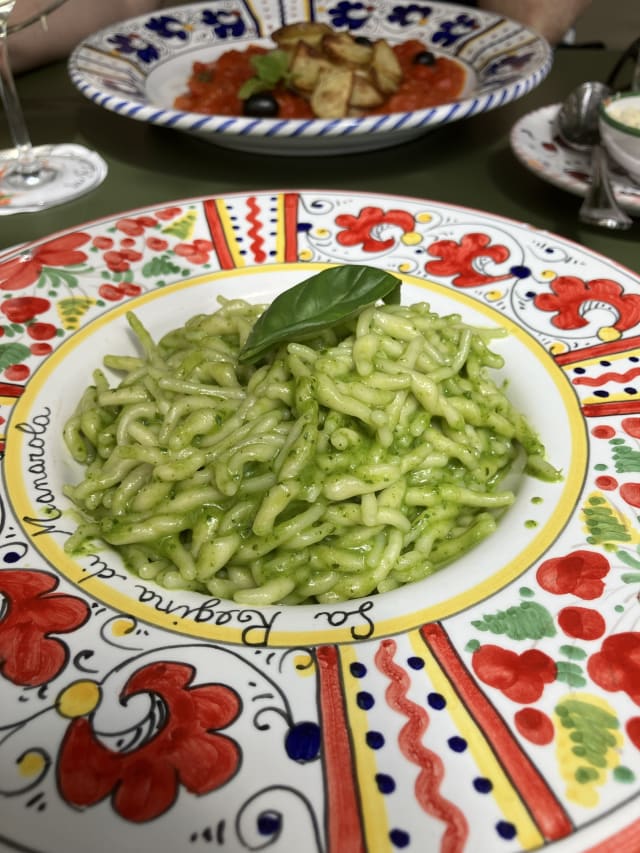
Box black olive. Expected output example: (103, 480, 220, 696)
(413, 50, 436, 66)
(243, 92, 279, 118)
(354, 35, 373, 47)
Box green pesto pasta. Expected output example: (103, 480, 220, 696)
(62, 295, 561, 606)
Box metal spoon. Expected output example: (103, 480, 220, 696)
(556, 80, 633, 230)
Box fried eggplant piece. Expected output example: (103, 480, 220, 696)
(321, 32, 373, 68)
(289, 42, 330, 94)
(310, 67, 353, 118)
(370, 39, 402, 94)
(272, 22, 333, 51)
(349, 70, 385, 108)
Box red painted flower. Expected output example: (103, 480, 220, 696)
(174, 239, 214, 264)
(0, 233, 91, 291)
(335, 206, 416, 252)
(146, 236, 169, 251)
(92, 236, 114, 250)
(0, 569, 90, 686)
(1, 296, 50, 323)
(472, 644, 556, 703)
(534, 276, 640, 332)
(514, 707, 554, 745)
(425, 233, 512, 287)
(98, 283, 143, 301)
(587, 632, 640, 705)
(58, 661, 241, 822)
(536, 549, 610, 599)
(627, 717, 640, 750)
(156, 206, 182, 220)
(557, 606, 606, 640)
(102, 248, 143, 273)
(115, 216, 158, 236)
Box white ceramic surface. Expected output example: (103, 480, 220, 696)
(600, 92, 640, 184)
(1, 189, 640, 853)
(510, 103, 640, 214)
(67, 0, 553, 156)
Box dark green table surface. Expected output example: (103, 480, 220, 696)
(1, 47, 639, 273)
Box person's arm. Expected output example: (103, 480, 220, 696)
(8, 0, 163, 73)
(477, 0, 593, 44)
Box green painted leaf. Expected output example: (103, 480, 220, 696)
(0, 342, 30, 368)
(470, 600, 556, 640)
(239, 265, 402, 364)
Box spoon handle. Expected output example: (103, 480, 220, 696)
(579, 144, 633, 230)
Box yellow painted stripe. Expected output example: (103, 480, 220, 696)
(338, 644, 391, 853)
(408, 630, 544, 850)
(214, 198, 246, 268)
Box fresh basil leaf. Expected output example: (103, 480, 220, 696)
(238, 265, 402, 363)
(238, 49, 291, 99)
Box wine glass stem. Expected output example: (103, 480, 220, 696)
(0, 20, 39, 176)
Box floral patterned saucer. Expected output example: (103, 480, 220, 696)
(510, 104, 640, 214)
(1, 190, 640, 853)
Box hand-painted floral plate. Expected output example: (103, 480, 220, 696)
(1, 190, 640, 853)
(510, 104, 640, 214)
(67, 0, 552, 156)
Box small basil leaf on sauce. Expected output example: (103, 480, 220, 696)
(238, 264, 402, 364)
(238, 50, 291, 99)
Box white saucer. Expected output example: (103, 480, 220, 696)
(510, 103, 640, 214)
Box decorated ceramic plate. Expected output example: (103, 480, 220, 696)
(510, 104, 640, 214)
(1, 189, 640, 853)
(67, 0, 552, 156)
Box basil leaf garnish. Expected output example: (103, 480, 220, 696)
(238, 50, 292, 99)
(238, 264, 402, 364)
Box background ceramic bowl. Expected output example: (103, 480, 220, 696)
(599, 91, 640, 184)
(68, 0, 553, 157)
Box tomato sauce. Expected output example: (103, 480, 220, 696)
(174, 40, 465, 119)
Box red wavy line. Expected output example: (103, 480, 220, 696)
(573, 366, 640, 387)
(316, 645, 366, 853)
(376, 638, 468, 853)
(421, 623, 572, 841)
(246, 195, 267, 263)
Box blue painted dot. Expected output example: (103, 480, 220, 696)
(350, 662, 367, 678)
(625, 387, 638, 395)
(357, 691, 374, 710)
(473, 777, 493, 794)
(496, 821, 517, 840)
(427, 692, 446, 710)
(3, 551, 20, 563)
(594, 390, 610, 397)
(407, 656, 424, 670)
(257, 810, 282, 836)
(448, 736, 467, 752)
(574, 367, 586, 374)
(389, 828, 410, 848)
(297, 222, 312, 232)
(509, 265, 531, 279)
(599, 360, 611, 366)
(366, 731, 385, 749)
(285, 721, 321, 762)
(631, 356, 639, 363)
(375, 773, 396, 794)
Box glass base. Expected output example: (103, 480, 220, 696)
(0, 143, 108, 213)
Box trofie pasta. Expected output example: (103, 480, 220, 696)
(62, 283, 561, 606)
